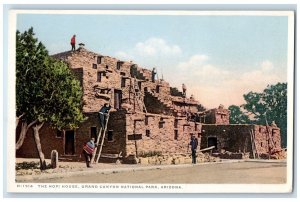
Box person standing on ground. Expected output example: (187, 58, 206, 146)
(188, 135, 198, 164)
(82, 138, 96, 168)
(98, 103, 111, 129)
(70, 35, 76, 51)
(182, 83, 187, 97)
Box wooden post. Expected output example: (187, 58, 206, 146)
(51, 150, 58, 169)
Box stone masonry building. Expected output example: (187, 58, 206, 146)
(16, 45, 283, 162)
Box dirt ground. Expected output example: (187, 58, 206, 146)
(21, 161, 287, 184)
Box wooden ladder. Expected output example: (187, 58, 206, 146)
(94, 109, 111, 163)
(249, 129, 259, 159)
(133, 77, 147, 113)
(91, 90, 113, 164)
(265, 116, 276, 155)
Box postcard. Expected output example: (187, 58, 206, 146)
(6, 9, 294, 194)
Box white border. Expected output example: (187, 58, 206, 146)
(6, 9, 295, 194)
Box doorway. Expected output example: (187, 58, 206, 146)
(65, 130, 75, 155)
(207, 137, 218, 152)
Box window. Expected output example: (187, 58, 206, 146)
(174, 130, 178, 140)
(145, 116, 149, 125)
(174, 119, 178, 128)
(108, 130, 113, 142)
(114, 90, 122, 109)
(159, 122, 164, 128)
(121, 78, 126, 88)
(56, 129, 63, 138)
(97, 72, 102, 82)
(156, 85, 160, 93)
(105, 65, 109, 70)
(198, 133, 201, 138)
(146, 130, 150, 137)
(159, 118, 164, 128)
(92, 63, 97, 69)
(261, 142, 263, 147)
(117, 61, 122, 70)
(97, 56, 102, 64)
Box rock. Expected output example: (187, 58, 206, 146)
(139, 158, 149, 165)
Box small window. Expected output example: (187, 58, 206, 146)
(159, 122, 164, 128)
(174, 130, 178, 140)
(105, 65, 109, 70)
(121, 78, 126, 88)
(108, 131, 113, 142)
(92, 64, 97, 69)
(117, 61, 122, 70)
(261, 142, 263, 147)
(145, 116, 149, 125)
(174, 120, 178, 128)
(97, 56, 102, 64)
(221, 114, 226, 119)
(97, 72, 102, 82)
(156, 85, 160, 93)
(146, 130, 150, 137)
(56, 129, 63, 138)
(198, 133, 201, 138)
(159, 118, 164, 128)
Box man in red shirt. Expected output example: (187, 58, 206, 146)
(70, 35, 76, 51)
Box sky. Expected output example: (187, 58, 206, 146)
(16, 12, 290, 109)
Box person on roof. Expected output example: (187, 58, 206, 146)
(182, 83, 187, 97)
(70, 35, 76, 51)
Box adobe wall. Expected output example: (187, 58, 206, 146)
(201, 106, 230, 124)
(201, 124, 281, 157)
(16, 123, 64, 159)
(252, 125, 281, 154)
(124, 113, 201, 157)
(53, 48, 134, 113)
(16, 112, 126, 162)
(201, 125, 253, 154)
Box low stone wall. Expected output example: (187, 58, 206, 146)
(137, 152, 220, 165)
(212, 152, 250, 159)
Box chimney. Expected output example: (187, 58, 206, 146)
(79, 43, 85, 48)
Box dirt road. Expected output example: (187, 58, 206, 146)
(27, 161, 286, 184)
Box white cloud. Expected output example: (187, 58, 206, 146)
(260, 60, 274, 72)
(169, 57, 283, 109)
(134, 37, 182, 56)
(115, 37, 182, 64)
(178, 54, 208, 69)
